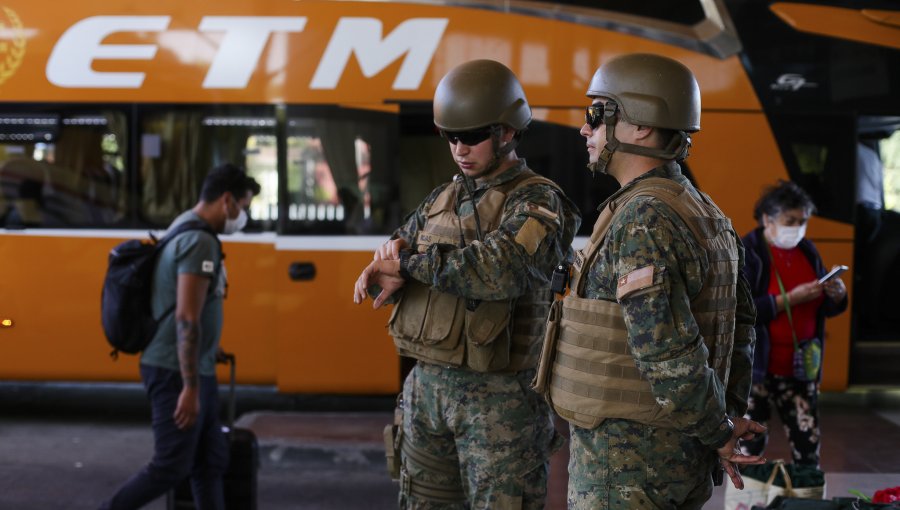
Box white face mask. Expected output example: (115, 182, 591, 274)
(223, 208, 247, 235)
(771, 223, 806, 249)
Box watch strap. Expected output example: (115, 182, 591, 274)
(398, 250, 413, 281)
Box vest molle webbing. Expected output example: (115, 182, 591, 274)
(535, 177, 739, 429)
(389, 169, 560, 373)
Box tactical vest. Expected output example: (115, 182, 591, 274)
(534, 177, 739, 429)
(389, 169, 559, 372)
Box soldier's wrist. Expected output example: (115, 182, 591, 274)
(398, 249, 413, 281)
(712, 415, 735, 450)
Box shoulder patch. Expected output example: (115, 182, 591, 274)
(202, 260, 214, 273)
(515, 217, 548, 255)
(524, 203, 559, 222)
(616, 265, 656, 300)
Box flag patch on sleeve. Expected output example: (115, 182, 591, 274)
(615, 265, 656, 300)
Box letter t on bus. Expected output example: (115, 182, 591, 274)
(199, 16, 307, 89)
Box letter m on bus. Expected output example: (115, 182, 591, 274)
(310, 17, 448, 90)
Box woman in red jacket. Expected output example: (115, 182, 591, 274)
(740, 180, 848, 467)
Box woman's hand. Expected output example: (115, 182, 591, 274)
(788, 281, 823, 305)
(823, 272, 847, 301)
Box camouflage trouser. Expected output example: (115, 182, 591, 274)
(741, 374, 821, 467)
(567, 419, 714, 510)
(398, 363, 564, 510)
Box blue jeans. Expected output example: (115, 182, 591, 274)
(100, 365, 228, 510)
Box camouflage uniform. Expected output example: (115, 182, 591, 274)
(566, 163, 756, 510)
(393, 160, 580, 509)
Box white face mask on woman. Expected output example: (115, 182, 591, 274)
(770, 223, 806, 249)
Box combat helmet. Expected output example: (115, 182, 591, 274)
(434, 60, 530, 178)
(585, 53, 700, 173)
(434, 59, 531, 132)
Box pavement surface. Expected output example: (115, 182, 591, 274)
(0, 412, 398, 510)
(1, 387, 899, 510)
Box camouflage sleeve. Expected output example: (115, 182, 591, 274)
(610, 197, 728, 447)
(727, 265, 757, 417)
(406, 184, 580, 300)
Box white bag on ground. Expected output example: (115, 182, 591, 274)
(724, 460, 827, 510)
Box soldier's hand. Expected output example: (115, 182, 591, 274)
(353, 260, 406, 309)
(717, 416, 767, 489)
(374, 239, 408, 261)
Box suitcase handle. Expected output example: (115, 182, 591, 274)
(217, 351, 237, 428)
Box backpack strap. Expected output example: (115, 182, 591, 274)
(157, 220, 222, 255)
(152, 220, 224, 321)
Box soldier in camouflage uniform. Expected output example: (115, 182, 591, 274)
(533, 53, 766, 509)
(353, 59, 581, 509)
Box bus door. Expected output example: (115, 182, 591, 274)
(272, 105, 410, 395)
(766, 111, 900, 386)
(851, 118, 900, 384)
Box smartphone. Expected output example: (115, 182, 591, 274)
(818, 265, 849, 284)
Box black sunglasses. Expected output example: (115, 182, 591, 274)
(441, 127, 493, 146)
(585, 103, 616, 130)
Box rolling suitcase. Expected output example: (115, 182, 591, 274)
(167, 353, 259, 510)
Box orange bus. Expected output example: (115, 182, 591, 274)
(0, 0, 897, 395)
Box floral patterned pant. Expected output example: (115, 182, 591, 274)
(741, 374, 821, 467)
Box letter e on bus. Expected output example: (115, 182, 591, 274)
(46, 16, 171, 88)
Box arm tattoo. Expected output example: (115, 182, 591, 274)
(176, 319, 200, 389)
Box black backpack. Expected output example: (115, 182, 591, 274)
(101, 220, 221, 358)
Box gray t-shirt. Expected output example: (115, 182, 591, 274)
(140, 211, 226, 376)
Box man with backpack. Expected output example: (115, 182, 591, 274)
(100, 164, 259, 510)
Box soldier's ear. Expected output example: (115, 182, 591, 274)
(501, 126, 516, 144)
(633, 124, 654, 143)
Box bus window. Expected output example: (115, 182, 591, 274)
(284, 107, 399, 235)
(881, 129, 900, 213)
(243, 134, 278, 231)
(139, 106, 277, 230)
(767, 113, 856, 224)
(0, 110, 127, 228)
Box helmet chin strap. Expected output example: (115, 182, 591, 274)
(586, 102, 621, 176)
(474, 125, 519, 179)
(587, 101, 692, 175)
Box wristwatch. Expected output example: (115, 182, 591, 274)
(716, 415, 736, 449)
(398, 249, 413, 281)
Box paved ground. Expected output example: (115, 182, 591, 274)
(0, 413, 398, 510)
(1, 386, 898, 509)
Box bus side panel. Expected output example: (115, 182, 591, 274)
(215, 240, 279, 385)
(4, 1, 761, 112)
(0, 234, 134, 380)
(690, 112, 789, 236)
(0, 234, 279, 385)
(274, 248, 399, 394)
(807, 214, 854, 392)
